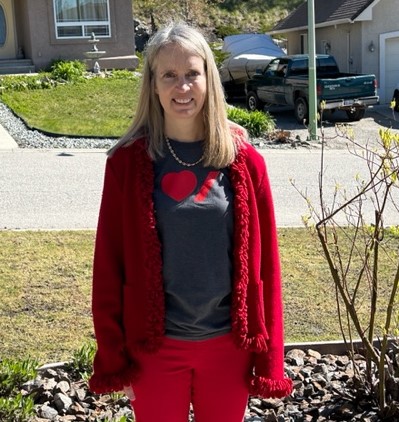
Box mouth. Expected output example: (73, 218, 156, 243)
(174, 98, 192, 104)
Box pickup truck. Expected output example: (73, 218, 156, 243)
(245, 54, 379, 122)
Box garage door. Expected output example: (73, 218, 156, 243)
(385, 37, 399, 103)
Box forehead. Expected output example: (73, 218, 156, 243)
(155, 44, 205, 71)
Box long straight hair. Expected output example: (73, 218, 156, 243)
(108, 22, 238, 168)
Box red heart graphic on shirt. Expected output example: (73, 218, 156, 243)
(161, 170, 197, 202)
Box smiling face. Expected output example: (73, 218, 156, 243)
(154, 43, 207, 138)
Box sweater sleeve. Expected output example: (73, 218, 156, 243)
(88, 155, 139, 394)
(249, 160, 293, 398)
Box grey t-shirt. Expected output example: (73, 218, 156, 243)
(153, 139, 234, 340)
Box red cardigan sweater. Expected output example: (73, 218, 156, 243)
(89, 129, 293, 398)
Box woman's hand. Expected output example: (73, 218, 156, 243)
(123, 385, 136, 401)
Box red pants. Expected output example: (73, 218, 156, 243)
(131, 333, 252, 422)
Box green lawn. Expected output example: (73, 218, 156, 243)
(0, 229, 397, 365)
(0, 77, 141, 137)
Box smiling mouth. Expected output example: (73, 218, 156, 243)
(174, 98, 192, 104)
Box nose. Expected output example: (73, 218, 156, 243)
(176, 75, 190, 90)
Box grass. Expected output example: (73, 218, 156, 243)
(0, 231, 95, 363)
(0, 77, 141, 137)
(1, 228, 397, 364)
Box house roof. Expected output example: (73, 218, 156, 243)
(272, 0, 376, 33)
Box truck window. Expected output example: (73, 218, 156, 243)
(317, 56, 339, 75)
(290, 59, 307, 76)
(265, 60, 279, 76)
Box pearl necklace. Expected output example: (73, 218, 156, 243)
(165, 137, 205, 167)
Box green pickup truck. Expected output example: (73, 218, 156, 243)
(245, 54, 379, 122)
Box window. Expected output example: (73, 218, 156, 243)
(300, 34, 308, 54)
(290, 60, 308, 76)
(0, 6, 6, 47)
(54, 0, 110, 39)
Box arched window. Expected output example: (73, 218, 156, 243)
(0, 5, 7, 47)
(54, 0, 110, 39)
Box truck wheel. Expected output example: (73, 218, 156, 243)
(246, 91, 264, 111)
(346, 108, 365, 121)
(294, 97, 309, 124)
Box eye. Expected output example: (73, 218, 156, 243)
(162, 71, 176, 79)
(187, 70, 201, 78)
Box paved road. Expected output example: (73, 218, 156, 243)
(1, 147, 398, 229)
(0, 149, 106, 230)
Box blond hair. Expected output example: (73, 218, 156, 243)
(108, 22, 237, 168)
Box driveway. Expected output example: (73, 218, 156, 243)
(232, 102, 399, 150)
(276, 104, 398, 147)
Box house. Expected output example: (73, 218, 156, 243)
(269, 0, 399, 103)
(1, 0, 138, 74)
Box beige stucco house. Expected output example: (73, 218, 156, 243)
(270, 0, 399, 103)
(0, 0, 138, 74)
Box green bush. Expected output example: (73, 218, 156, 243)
(50, 59, 87, 82)
(227, 106, 275, 137)
(214, 24, 241, 38)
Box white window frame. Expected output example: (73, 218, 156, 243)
(53, 0, 111, 40)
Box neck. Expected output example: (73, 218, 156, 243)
(164, 120, 205, 143)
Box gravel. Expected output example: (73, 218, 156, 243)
(0, 102, 117, 150)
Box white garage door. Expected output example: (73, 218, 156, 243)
(385, 37, 399, 103)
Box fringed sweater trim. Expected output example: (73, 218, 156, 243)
(136, 141, 165, 352)
(88, 362, 140, 394)
(229, 143, 269, 353)
(249, 376, 293, 399)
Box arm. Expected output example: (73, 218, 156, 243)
(249, 162, 293, 398)
(89, 156, 139, 394)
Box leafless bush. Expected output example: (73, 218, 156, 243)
(293, 119, 399, 419)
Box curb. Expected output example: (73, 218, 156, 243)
(285, 338, 394, 355)
(0, 123, 18, 149)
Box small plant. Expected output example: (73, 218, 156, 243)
(66, 341, 96, 380)
(0, 74, 55, 93)
(110, 69, 140, 80)
(0, 358, 38, 422)
(0, 393, 35, 422)
(50, 59, 87, 82)
(0, 358, 38, 396)
(97, 415, 133, 422)
(227, 106, 275, 138)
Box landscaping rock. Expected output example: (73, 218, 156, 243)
(39, 404, 59, 420)
(20, 348, 399, 421)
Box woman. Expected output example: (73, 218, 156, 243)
(89, 22, 292, 422)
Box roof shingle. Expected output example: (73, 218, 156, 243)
(273, 0, 375, 31)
